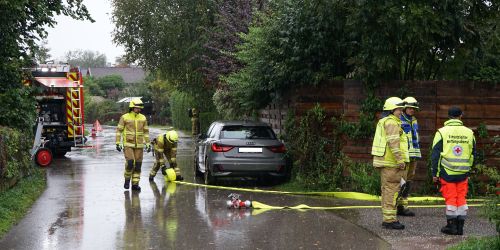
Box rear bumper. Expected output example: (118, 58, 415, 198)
(209, 157, 288, 178)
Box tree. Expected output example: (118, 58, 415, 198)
(350, 0, 500, 82)
(111, 0, 215, 102)
(95, 75, 125, 100)
(0, 0, 92, 129)
(221, 0, 354, 116)
(83, 76, 105, 96)
(31, 40, 52, 64)
(114, 55, 130, 67)
(200, 0, 255, 85)
(65, 50, 107, 68)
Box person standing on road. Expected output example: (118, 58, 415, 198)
(116, 98, 151, 191)
(431, 106, 475, 235)
(149, 130, 183, 181)
(397, 97, 421, 217)
(189, 107, 200, 137)
(371, 97, 410, 230)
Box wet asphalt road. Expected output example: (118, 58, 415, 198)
(0, 126, 496, 250)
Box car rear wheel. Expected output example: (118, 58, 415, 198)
(204, 163, 216, 185)
(194, 154, 203, 177)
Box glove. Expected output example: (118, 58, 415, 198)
(145, 143, 151, 153)
(116, 144, 122, 152)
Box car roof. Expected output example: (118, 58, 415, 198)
(212, 120, 271, 127)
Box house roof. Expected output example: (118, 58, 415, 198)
(85, 67, 146, 84)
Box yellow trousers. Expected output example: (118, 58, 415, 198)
(149, 149, 180, 177)
(124, 147, 144, 185)
(380, 167, 405, 223)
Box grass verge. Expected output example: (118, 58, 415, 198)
(448, 236, 500, 250)
(0, 169, 46, 238)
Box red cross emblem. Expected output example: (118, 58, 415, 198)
(452, 145, 463, 156)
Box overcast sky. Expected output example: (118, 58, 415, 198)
(46, 0, 125, 64)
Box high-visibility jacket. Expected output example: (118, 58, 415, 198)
(401, 113, 421, 159)
(116, 111, 150, 148)
(153, 132, 177, 153)
(372, 114, 410, 168)
(431, 119, 475, 180)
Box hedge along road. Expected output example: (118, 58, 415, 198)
(0, 126, 496, 250)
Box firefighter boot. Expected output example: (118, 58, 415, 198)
(131, 162, 142, 191)
(124, 178, 130, 189)
(382, 221, 405, 230)
(457, 216, 465, 235)
(397, 205, 415, 216)
(131, 184, 141, 191)
(441, 218, 458, 235)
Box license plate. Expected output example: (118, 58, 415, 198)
(238, 147, 262, 153)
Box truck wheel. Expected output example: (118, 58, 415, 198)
(36, 148, 53, 167)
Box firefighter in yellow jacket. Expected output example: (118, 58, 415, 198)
(371, 97, 410, 230)
(149, 130, 183, 181)
(116, 98, 151, 191)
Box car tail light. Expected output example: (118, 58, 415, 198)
(268, 144, 286, 153)
(211, 143, 234, 152)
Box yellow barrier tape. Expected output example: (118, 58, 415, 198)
(173, 180, 485, 202)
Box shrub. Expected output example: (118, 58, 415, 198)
(283, 104, 343, 190)
(0, 127, 34, 192)
(342, 157, 381, 195)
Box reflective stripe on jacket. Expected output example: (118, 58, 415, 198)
(372, 114, 410, 168)
(401, 114, 421, 158)
(153, 133, 177, 153)
(432, 119, 475, 178)
(115, 112, 150, 148)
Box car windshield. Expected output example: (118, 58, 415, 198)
(220, 125, 276, 139)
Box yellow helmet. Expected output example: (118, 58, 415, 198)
(129, 98, 144, 109)
(403, 97, 419, 109)
(383, 97, 405, 111)
(165, 168, 176, 182)
(166, 130, 179, 143)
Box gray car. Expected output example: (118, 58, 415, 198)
(194, 120, 290, 185)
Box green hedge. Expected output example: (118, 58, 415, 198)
(199, 112, 220, 134)
(169, 91, 194, 131)
(0, 168, 46, 238)
(0, 126, 34, 192)
(169, 91, 221, 133)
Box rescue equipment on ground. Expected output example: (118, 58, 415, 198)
(165, 168, 177, 182)
(226, 193, 252, 209)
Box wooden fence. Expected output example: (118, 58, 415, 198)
(259, 80, 500, 183)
